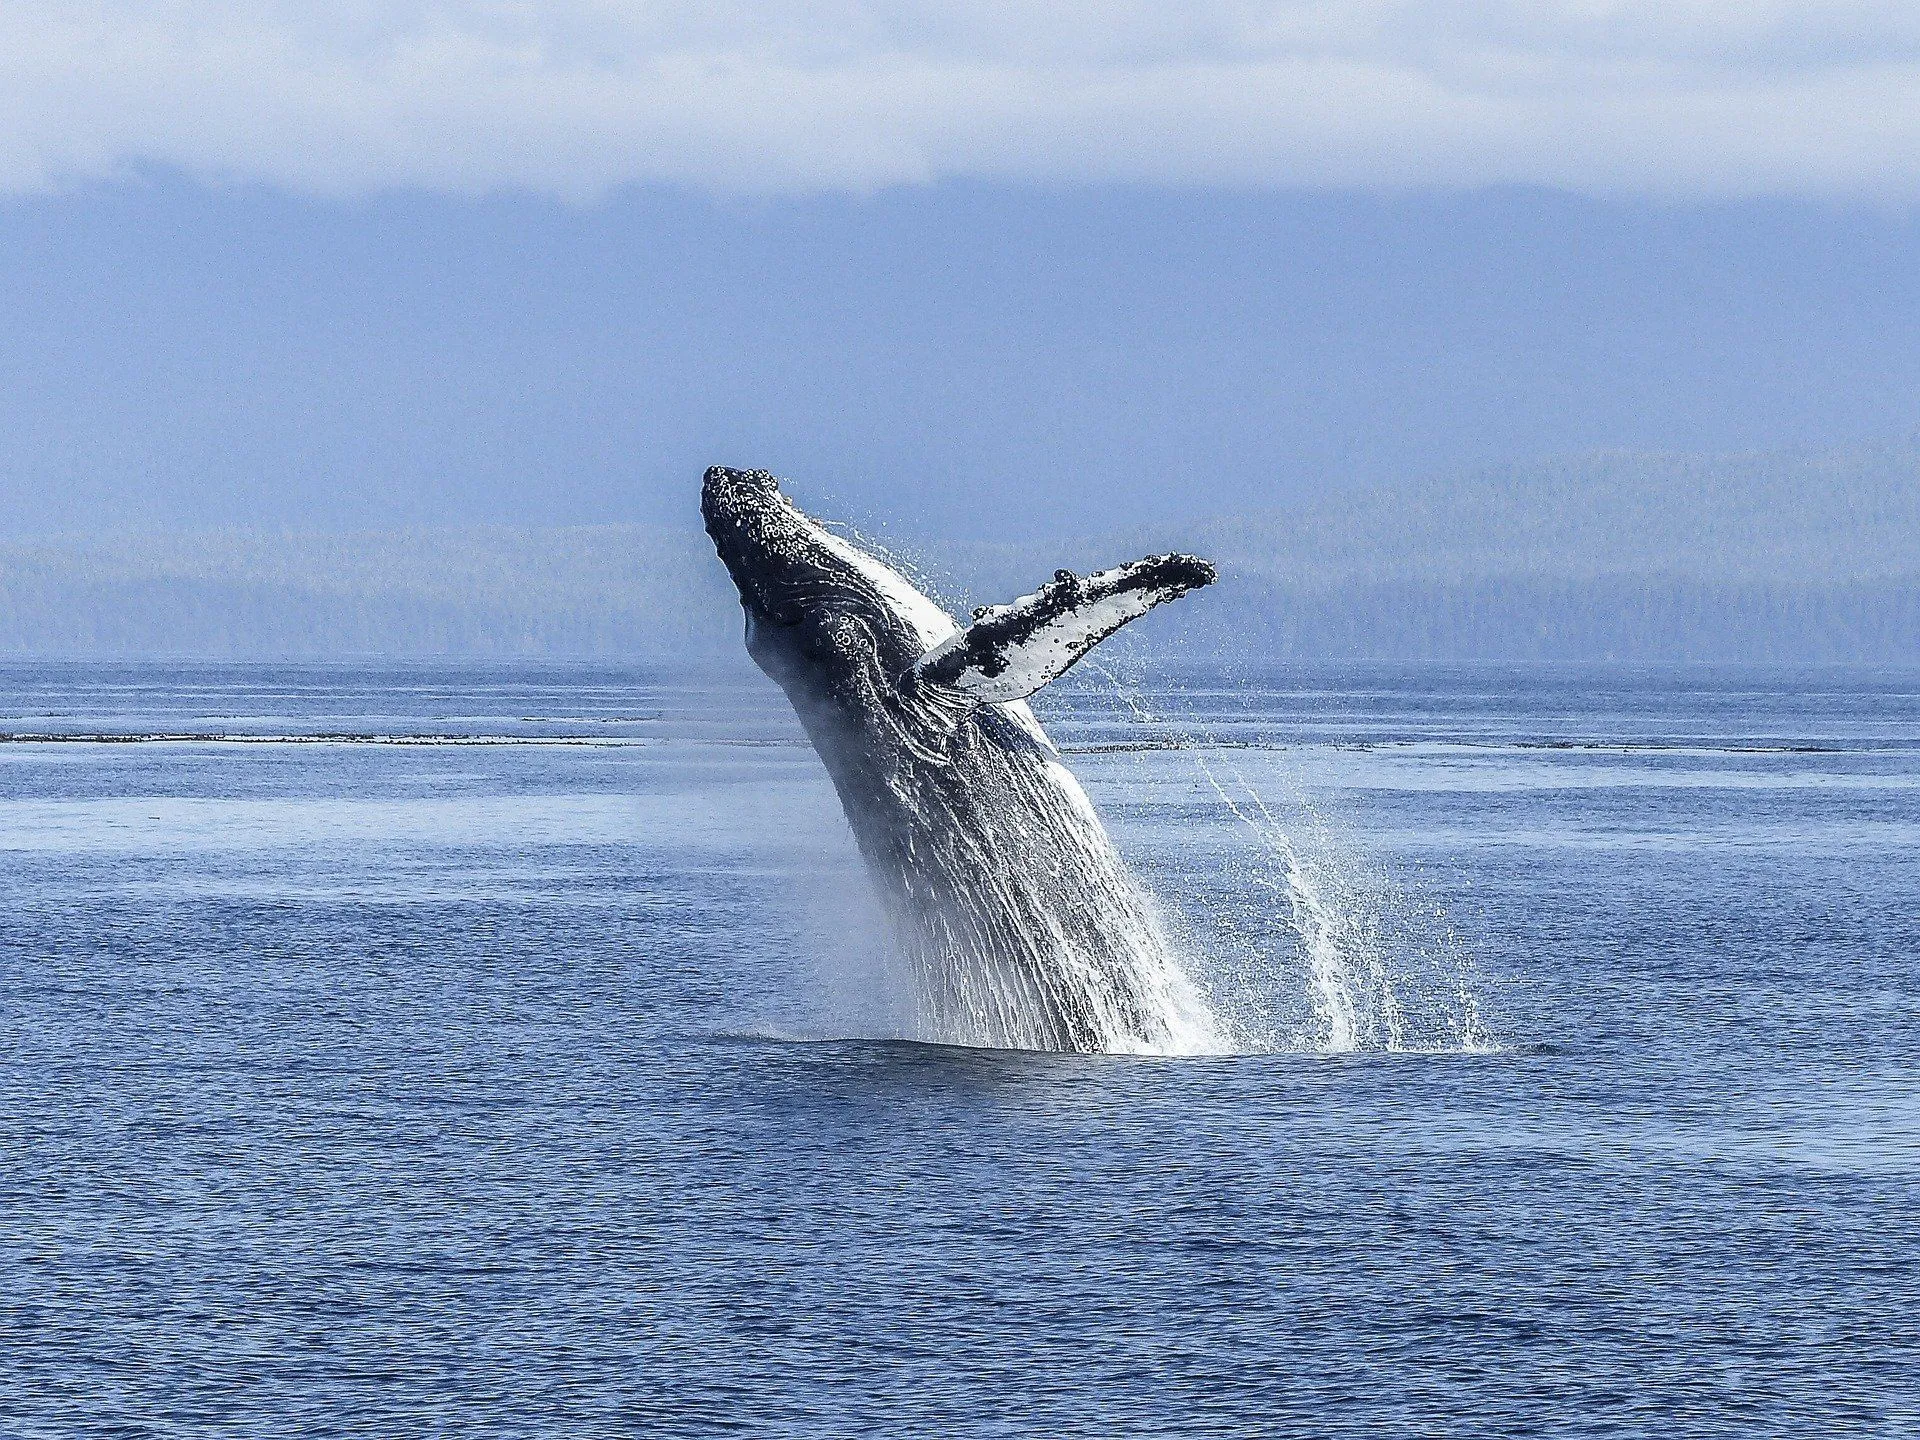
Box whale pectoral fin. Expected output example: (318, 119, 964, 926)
(913, 553, 1216, 703)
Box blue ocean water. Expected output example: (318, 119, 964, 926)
(2, 660, 1916, 1436)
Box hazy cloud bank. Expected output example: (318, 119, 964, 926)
(6, 2, 1920, 198)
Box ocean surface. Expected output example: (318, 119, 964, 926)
(2, 659, 1916, 1436)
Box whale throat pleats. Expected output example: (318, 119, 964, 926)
(913, 553, 1216, 703)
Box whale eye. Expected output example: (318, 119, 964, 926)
(973, 606, 989, 619)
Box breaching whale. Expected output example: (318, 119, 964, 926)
(702, 466, 1220, 1053)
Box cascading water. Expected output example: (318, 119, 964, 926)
(804, 527, 1223, 1056)
(760, 511, 1487, 1057)
(867, 712, 1226, 1056)
(1081, 661, 1494, 1055)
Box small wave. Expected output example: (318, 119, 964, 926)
(717, 1023, 1509, 1060)
(1062, 738, 1253, 754)
(1439, 739, 1852, 755)
(0, 731, 649, 747)
(1065, 736, 1898, 757)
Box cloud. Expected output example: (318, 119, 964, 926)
(4, 1, 1919, 199)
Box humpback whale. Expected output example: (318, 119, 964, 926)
(702, 466, 1220, 1053)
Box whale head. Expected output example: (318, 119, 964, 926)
(704, 463, 1217, 741)
(701, 466, 957, 710)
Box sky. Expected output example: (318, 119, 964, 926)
(1, 3, 1917, 541)
(9, 2, 1920, 198)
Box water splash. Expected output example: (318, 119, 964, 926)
(786, 517, 1488, 1057)
(1081, 660, 1495, 1055)
(870, 724, 1228, 1057)
(798, 525, 1225, 1057)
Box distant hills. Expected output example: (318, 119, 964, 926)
(4, 441, 1918, 662)
(1163, 440, 1920, 661)
(1192, 441, 1920, 586)
(0, 526, 743, 661)
(910, 440, 1920, 663)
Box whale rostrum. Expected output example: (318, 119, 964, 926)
(701, 464, 1221, 1053)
